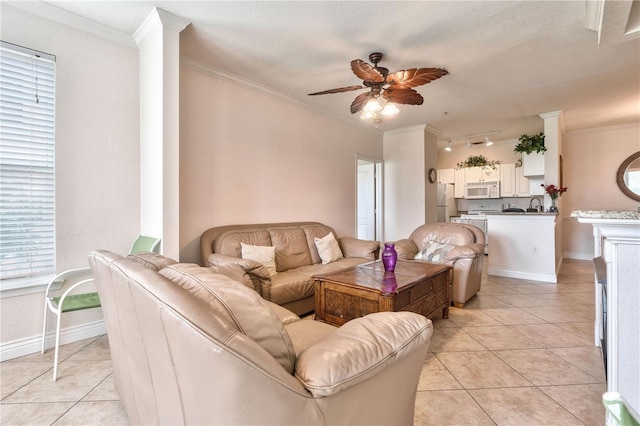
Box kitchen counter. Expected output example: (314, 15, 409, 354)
(571, 209, 640, 220)
(485, 211, 557, 216)
(486, 213, 559, 282)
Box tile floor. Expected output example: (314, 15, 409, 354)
(1, 259, 605, 425)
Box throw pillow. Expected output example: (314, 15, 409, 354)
(241, 242, 277, 276)
(314, 233, 344, 265)
(414, 240, 455, 263)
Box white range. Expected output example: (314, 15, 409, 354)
(452, 202, 503, 254)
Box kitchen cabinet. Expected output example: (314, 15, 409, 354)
(522, 152, 545, 177)
(437, 168, 455, 184)
(465, 166, 500, 183)
(454, 168, 465, 198)
(528, 177, 545, 195)
(500, 163, 530, 197)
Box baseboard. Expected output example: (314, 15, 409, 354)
(1, 319, 106, 362)
(487, 267, 557, 283)
(564, 251, 594, 260)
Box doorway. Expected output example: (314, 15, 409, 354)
(356, 156, 383, 241)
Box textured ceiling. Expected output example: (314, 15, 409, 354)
(10, 0, 640, 146)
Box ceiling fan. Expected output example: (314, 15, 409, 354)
(308, 52, 448, 118)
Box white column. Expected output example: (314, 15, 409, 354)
(134, 8, 189, 259)
(538, 111, 564, 210)
(424, 126, 440, 224)
(540, 111, 564, 270)
(383, 125, 427, 241)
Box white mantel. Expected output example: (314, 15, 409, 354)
(573, 210, 640, 423)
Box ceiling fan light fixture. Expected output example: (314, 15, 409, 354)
(360, 110, 377, 121)
(485, 136, 494, 146)
(380, 102, 399, 116)
(363, 98, 383, 112)
(466, 139, 472, 148)
(444, 140, 453, 152)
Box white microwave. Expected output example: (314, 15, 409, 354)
(465, 182, 500, 199)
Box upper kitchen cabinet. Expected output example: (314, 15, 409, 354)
(501, 163, 530, 197)
(522, 152, 545, 177)
(454, 168, 465, 198)
(465, 166, 500, 183)
(437, 168, 455, 184)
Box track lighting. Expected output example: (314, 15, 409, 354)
(445, 131, 500, 148)
(440, 132, 499, 152)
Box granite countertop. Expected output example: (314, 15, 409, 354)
(484, 212, 557, 216)
(571, 210, 640, 220)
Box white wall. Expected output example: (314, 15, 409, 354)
(0, 5, 140, 354)
(178, 64, 383, 264)
(383, 126, 428, 241)
(562, 123, 640, 259)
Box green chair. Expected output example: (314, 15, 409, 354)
(603, 392, 640, 426)
(41, 235, 160, 380)
(130, 235, 161, 254)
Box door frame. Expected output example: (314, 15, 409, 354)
(355, 154, 383, 242)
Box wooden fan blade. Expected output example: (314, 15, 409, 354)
(386, 68, 448, 88)
(351, 59, 385, 83)
(382, 88, 423, 105)
(351, 91, 373, 114)
(308, 85, 365, 95)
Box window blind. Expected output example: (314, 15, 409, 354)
(0, 41, 56, 283)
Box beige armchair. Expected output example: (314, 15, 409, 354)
(88, 250, 432, 425)
(394, 223, 485, 308)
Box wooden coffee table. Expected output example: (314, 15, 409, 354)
(313, 259, 452, 327)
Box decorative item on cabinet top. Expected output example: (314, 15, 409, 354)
(514, 132, 546, 155)
(456, 155, 501, 170)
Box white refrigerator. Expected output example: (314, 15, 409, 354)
(437, 183, 458, 222)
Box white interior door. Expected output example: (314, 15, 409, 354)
(357, 158, 381, 241)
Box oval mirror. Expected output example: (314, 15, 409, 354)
(616, 151, 640, 202)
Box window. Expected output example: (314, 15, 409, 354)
(0, 41, 56, 290)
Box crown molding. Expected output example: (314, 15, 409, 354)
(384, 124, 433, 136)
(5, 0, 137, 48)
(586, 0, 605, 31)
(539, 110, 566, 133)
(134, 8, 190, 49)
(180, 56, 380, 134)
(565, 121, 640, 135)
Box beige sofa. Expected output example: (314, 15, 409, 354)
(88, 250, 433, 425)
(393, 223, 485, 308)
(200, 222, 380, 315)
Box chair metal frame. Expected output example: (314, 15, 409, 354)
(41, 235, 161, 380)
(41, 267, 97, 381)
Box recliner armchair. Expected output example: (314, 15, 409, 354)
(393, 223, 485, 308)
(88, 250, 433, 425)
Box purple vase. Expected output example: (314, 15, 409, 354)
(382, 243, 398, 272)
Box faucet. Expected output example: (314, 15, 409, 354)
(529, 197, 543, 212)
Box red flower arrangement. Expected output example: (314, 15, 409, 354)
(540, 183, 567, 199)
